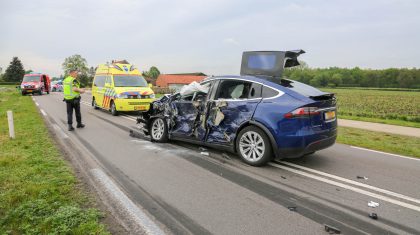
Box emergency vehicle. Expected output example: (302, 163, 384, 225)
(20, 73, 51, 95)
(91, 60, 155, 115)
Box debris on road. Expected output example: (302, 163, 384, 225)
(368, 201, 379, 208)
(221, 153, 231, 160)
(324, 224, 341, 234)
(356, 176, 368, 180)
(287, 206, 297, 211)
(200, 152, 209, 156)
(368, 213, 378, 220)
(198, 147, 207, 151)
(281, 176, 287, 179)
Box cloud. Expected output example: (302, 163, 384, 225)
(1, 0, 420, 76)
(223, 38, 240, 46)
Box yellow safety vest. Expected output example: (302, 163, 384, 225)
(63, 76, 80, 100)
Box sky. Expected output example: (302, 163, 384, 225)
(1, 0, 420, 77)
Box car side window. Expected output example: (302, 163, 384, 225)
(249, 83, 262, 99)
(262, 86, 279, 98)
(214, 80, 252, 100)
(94, 76, 106, 87)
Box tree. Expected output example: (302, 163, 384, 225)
(149, 66, 160, 80)
(62, 55, 89, 87)
(142, 66, 160, 85)
(62, 54, 88, 76)
(3, 57, 25, 82)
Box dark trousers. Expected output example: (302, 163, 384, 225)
(66, 98, 81, 125)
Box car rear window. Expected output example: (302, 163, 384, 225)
(280, 79, 328, 97)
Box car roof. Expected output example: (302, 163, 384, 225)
(203, 75, 281, 87)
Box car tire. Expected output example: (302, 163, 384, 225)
(110, 101, 118, 116)
(236, 126, 273, 166)
(21, 91, 26, 96)
(149, 118, 168, 143)
(39, 89, 43, 96)
(52, 88, 56, 92)
(92, 97, 99, 110)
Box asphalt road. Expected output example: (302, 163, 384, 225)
(33, 92, 420, 235)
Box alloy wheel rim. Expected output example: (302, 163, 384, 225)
(152, 119, 164, 140)
(239, 131, 265, 162)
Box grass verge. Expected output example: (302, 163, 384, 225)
(0, 87, 109, 234)
(337, 126, 420, 158)
(338, 115, 420, 128)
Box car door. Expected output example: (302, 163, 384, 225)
(93, 75, 106, 108)
(170, 81, 215, 141)
(205, 79, 262, 145)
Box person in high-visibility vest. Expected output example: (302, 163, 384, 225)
(63, 69, 85, 131)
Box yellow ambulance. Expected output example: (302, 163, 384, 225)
(91, 61, 155, 115)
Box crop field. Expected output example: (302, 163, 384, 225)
(322, 88, 420, 127)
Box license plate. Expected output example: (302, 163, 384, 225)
(134, 105, 148, 111)
(324, 111, 336, 120)
(27, 90, 33, 93)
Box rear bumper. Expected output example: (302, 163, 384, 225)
(114, 98, 154, 111)
(277, 134, 336, 159)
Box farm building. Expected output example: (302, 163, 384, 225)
(156, 73, 207, 91)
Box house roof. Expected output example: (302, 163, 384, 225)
(156, 74, 207, 87)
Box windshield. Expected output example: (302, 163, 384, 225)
(23, 76, 40, 82)
(113, 75, 147, 87)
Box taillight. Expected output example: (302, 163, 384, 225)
(284, 107, 320, 119)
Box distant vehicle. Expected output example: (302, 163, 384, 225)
(20, 73, 51, 95)
(51, 80, 63, 92)
(91, 60, 155, 116)
(137, 50, 337, 166)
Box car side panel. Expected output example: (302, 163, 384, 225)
(206, 100, 260, 145)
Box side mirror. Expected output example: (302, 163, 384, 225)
(148, 83, 153, 88)
(105, 83, 111, 88)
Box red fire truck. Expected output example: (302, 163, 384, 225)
(20, 73, 51, 96)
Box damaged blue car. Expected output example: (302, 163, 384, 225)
(137, 50, 337, 166)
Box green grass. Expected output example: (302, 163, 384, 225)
(322, 88, 420, 128)
(337, 127, 420, 158)
(0, 87, 109, 234)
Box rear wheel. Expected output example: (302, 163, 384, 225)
(92, 97, 99, 110)
(38, 89, 43, 96)
(52, 88, 56, 92)
(21, 91, 26, 96)
(149, 118, 168, 143)
(236, 126, 273, 166)
(110, 101, 118, 116)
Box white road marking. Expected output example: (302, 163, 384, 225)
(40, 109, 47, 116)
(277, 161, 420, 205)
(350, 146, 420, 162)
(52, 124, 69, 139)
(269, 162, 420, 212)
(91, 168, 164, 235)
(121, 115, 136, 121)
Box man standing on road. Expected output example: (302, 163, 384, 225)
(63, 69, 85, 131)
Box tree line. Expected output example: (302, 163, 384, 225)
(2, 56, 419, 88)
(0, 55, 161, 87)
(283, 63, 420, 88)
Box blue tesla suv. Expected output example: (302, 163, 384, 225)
(138, 50, 337, 166)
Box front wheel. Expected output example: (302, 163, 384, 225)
(149, 118, 168, 143)
(236, 126, 273, 166)
(110, 101, 118, 116)
(92, 97, 99, 110)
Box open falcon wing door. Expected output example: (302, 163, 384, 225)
(240, 50, 305, 78)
